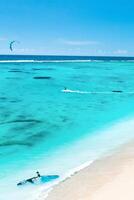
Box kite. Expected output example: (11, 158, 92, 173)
(9, 41, 19, 51)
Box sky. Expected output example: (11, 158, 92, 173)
(0, 0, 134, 56)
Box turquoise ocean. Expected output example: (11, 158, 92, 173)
(1, 55, 134, 200)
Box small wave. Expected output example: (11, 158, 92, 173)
(0, 60, 92, 63)
(0, 60, 35, 63)
(0, 59, 134, 63)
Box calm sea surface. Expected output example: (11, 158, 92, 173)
(1, 55, 134, 200)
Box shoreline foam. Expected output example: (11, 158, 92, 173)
(37, 116, 134, 200)
(2, 116, 134, 200)
(44, 140, 134, 200)
(35, 160, 94, 200)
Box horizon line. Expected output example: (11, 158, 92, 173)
(0, 54, 134, 58)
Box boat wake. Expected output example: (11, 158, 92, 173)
(62, 89, 134, 94)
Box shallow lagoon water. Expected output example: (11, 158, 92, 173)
(1, 58, 134, 199)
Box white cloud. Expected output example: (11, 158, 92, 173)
(59, 39, 100, 46)
(17, 48, 36, 53)
(0, 37, 7, 41)
(113, 49, 128, 55)
(97, 49, 107, 54)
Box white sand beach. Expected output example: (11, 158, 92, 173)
(45, 140, 134, 200)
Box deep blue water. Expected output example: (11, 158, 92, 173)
(0, 54, 134, 61)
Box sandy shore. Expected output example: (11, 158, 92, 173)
(44, 141, 134, 200)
